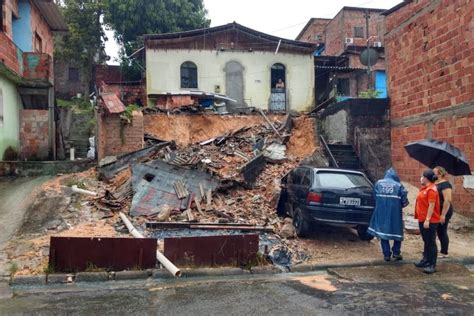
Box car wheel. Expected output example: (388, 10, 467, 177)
(293, 207, 310, 238)
(357, 225, 374, 241)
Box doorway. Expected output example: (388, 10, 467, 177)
(224, 61, 245, 107)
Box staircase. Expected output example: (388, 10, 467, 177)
(326, 144, 364, 171)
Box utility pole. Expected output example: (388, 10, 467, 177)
(365, 9, 372, 90)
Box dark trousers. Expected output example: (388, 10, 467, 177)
(419, 222, 438, 267)
(436, 210, 453, 255)
(380, 239, 401, 257)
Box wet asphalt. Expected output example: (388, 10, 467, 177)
(1, 264, 473, 315)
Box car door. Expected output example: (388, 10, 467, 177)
(286, 167, 305, 208)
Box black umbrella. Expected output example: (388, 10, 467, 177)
(404, 139, 471, 176)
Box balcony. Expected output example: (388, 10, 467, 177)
(22, 52, 52, 86)
(0, 34, 52, 86)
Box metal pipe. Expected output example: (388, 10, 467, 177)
(71, 185, 98, 197)
(119, 212, 181, 277)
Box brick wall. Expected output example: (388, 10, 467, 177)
(100, 83, 146, 107)
(54, 60, 88, 98)
(22, 52, 51, 81)
(297, 18, 331, 44)
(19, 109, 49, 160)
(0, 32, 22, 76)
(30, 1, 54, 57)
(97, 110, 144, 161)
(386, 0, 474, 217)
(324, 8, 385, 56)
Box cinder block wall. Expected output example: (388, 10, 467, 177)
(97, 110, 144, 161)
(386, 0, 474, 216)
(19, 109, 49, 160)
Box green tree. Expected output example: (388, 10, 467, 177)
(103, 0, 210, 80)
(55, 0, 107, 99)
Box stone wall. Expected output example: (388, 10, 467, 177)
(97, 110, 144, 161)
(385, 0, 474, 217)
(19, 109, 49, 160)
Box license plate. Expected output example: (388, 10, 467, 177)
(339, 197, 361, 206)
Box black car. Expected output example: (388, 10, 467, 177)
(278, 167, 375, 240)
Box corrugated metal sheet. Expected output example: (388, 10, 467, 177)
(164, 234, 259, 267)
(33, 0, 68, 32)
(49, 237, 157, 272)
(101, 93, 126, 114)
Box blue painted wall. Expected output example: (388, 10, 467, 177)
(12, 0, 32, 52)
(375, 70, 387, 98)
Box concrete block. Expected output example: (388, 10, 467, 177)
(114, 270, 151, 281)
(182, 267, 249, 278)
(11, 275, 46, 286)
(47, 274, 73, 284)
(250, 266, 281, 275)
(75, 272, 109, 282)
(291, 264, 314, 273)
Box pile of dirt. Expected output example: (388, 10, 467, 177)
(144, 113, 286, 146)
(287, 116, 317, 159)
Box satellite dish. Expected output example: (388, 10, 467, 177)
(360, 48, 379, 66)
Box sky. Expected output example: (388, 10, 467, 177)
(104, 0, 402, 64)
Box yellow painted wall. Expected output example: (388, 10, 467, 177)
(146, 49, 315, 112)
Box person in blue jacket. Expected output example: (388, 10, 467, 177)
(368, 168, 409, 261)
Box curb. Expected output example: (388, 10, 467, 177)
(8, 256, 474, 287)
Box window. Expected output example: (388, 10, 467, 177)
(315, 34, 323, 42)
(316, 172, 372, 189)
(290, 168, 305, 185)
(301, 170, 312, 186)
(0, 88, 3, 126)
(271, 63, 286, 89)
(336, 78, 350, 96)
(68, 67, 80, 82)
(354, 26, 364, 38)
(180, 61, 198, 89)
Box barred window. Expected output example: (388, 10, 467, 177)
(180, 61, 198, 89)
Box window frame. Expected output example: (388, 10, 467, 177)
(354, 26, 364, 38)
(180, 61, 198, 89)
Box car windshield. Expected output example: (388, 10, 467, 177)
(316, 172, 372, 189)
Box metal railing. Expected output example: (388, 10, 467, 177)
(319, 135, 339, 168)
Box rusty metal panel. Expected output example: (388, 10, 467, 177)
(164, 234, 259, 267)
(49, 237, 157, 272)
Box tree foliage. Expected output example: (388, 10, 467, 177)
(103, 0, 210, 80)
(54, 0, 107, 96)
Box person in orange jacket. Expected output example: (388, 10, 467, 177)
(414, 169, 441, 274)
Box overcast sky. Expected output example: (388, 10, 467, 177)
(105, 0, 402, 64)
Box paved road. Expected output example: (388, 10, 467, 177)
(0, 176, 50, 275)
(1, 264, 473, 315)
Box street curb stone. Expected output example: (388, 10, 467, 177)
(151, 269, 174, 279)
(251, 266, 282, 275)
(75, 272, 109, 282)
(47, 274, 72, 284)
(114, 270, 152, 281)
(290, 264, 314, 273)
(11, 275, 46, 286)
(182, 267, 250, 278)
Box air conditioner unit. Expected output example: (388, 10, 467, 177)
(345, 37, 354, 44)
(373, 41, 383, 47)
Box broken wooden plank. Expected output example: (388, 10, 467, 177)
(206, 189, 212, 207)
(199, 183, 205, 201)
(194, 196, 205, 216)
(146, 222, 273, 232)
(258, 109, 282, 138)
(186, 209, 195, 222)
(234, 150, 250, 161)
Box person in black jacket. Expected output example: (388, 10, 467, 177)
(433, 166, 454, 258)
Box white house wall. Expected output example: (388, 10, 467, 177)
(146, 49, 315, 112)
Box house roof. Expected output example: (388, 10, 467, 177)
(32, 0, 68, 32)
(100, 93, 126, 114)
(341, 6, 389, 12)
(144, 22, 317, 54)
(381, 0, 413, 16)
(295, 18, 331, 41)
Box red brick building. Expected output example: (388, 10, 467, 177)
(298, 7, 388, 104)
(0, 0, 66, 160)
(384, 0, 474, 216)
